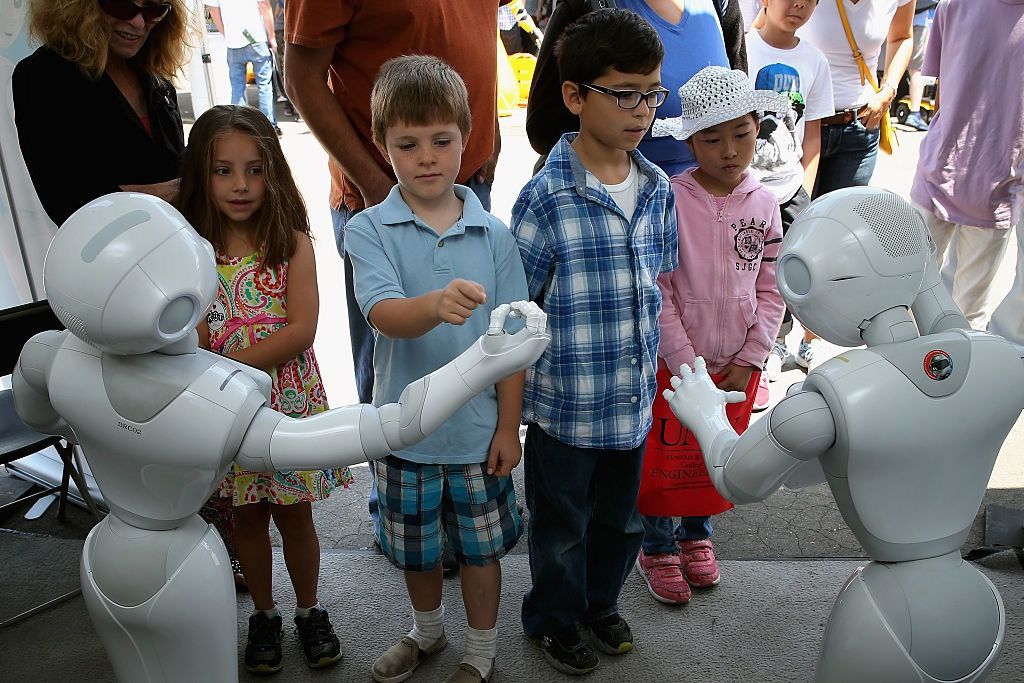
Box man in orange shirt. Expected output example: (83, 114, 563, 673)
(284, 0, 503, 548)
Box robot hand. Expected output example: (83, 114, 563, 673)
(469, 300, 549, 390)
(381, 300, 548, 452)
(487, 300, 547, 336)
(664, 357, 746, 448)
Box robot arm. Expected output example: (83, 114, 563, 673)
(12, 330, 77, 443)
(664, 358, 836, 504)
(236, 302, 550, 472)
(911, 237, 970, 334)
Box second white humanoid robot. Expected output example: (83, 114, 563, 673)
(665, 187, 1024, 683)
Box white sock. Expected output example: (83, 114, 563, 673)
(409, 604, 445, 650)
(295, 602, 323, 619)
(259, 605, 280, 619)
(462, 626, 497, 679)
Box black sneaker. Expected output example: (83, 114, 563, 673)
(244, 611, 284, 674)
(528, 625, 600, 675)
(585, 613, 633, 655)
(294, 607, 343, 669)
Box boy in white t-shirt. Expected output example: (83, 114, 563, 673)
(745, 0, 833, 401)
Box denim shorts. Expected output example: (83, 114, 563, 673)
(375, 456, 522, 571)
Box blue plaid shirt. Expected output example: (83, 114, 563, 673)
(512, 134, 678, 449)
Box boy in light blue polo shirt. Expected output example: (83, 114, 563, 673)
(344, 55, 528, 683)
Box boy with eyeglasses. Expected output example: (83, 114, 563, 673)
(510, 8, 678, 676)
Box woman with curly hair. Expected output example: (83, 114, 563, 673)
(13, 0, 190, 226)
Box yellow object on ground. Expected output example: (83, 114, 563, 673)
(508, 53, 537, 104)
(497, 35, 520, 117)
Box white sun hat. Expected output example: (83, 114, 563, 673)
(651, 66, 791, 141)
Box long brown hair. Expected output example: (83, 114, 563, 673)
(177, 106, 310, 268)
(29, 0, 191, 81)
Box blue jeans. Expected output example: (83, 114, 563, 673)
(812, 120, 880, 199)
(641, 515, 713, 555)
(330, 177, 492, 536)
(226, 42, 276, 125)
(521, 424, 645, 637)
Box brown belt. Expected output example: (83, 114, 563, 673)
(819, 106, 866, 126)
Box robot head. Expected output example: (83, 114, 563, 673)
(776, 188, 930, 347)
(43, 193, 217, 355)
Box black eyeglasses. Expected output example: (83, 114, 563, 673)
(578, 83, 670, 110)
(99, 0, 173, 24)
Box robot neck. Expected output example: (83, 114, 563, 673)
(860, 306, 919, 347)
(156, 329, 199, 356)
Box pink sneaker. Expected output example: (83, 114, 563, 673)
(752, 373, 770, 412)
(635, 550, 691, 604)
(678, 539, 721, 587)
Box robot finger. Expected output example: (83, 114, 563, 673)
(670, 374, 683, 389)
(693, 356, 708, 375)
(662, 388, 676, 402)
(510, 300, 547, 334)
(677, 363, 694, 378)
(724, 391, 748, 404)
(487, 304, 512, 335)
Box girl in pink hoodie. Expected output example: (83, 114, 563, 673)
(636, 67, 786, 606)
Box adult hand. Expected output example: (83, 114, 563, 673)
(435, 279, 487, 325)
(859, 85, 895, 130)
(119, 179, 180, 204)
(473, 151, 499, 186)
(474, 119, 501, 185)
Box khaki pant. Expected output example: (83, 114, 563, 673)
(989, 214, 1024, 355)
(915, 203, 1012, 328)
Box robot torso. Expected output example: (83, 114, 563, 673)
(803, 329, 1024, 562)
(27, 331, 268, 530)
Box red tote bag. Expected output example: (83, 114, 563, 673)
(637, 366, 759, 517)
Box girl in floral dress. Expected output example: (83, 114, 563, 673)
(178, 105, 351, 674)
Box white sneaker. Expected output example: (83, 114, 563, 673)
(766, 341, 788, 382)
(797, 338, 845, 372)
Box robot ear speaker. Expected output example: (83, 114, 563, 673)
(158, 296, 198, 337)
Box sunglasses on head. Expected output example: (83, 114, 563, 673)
(99, 0, 173, 24)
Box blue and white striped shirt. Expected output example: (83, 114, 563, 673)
(512, 134, 678, 450)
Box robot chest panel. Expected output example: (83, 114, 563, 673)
(50, 358, 241, 519)
(820, 354, 1018, 548)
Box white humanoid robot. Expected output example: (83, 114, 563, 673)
(664, 187, 1024, 683)
(11, 193, 550, 683)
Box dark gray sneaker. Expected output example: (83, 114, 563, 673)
(294, 607, 343, 669)
(244, 611, 284, 674)
(585, 613, 633, 655)
(528, 625, 600, 675)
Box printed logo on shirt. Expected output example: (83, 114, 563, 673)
(753, 63, 804, 174)
(206, 299, 227, 332)
(732, 216, 769, 270)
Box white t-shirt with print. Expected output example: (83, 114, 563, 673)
(799, 0, 913, 110)
(205, 0, 267, 50)
(746, 30, 835, 202)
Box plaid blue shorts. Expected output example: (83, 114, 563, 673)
(374, 456, 522, 571)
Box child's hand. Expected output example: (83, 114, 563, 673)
(486, 427, 522, 477)
(436, 279, 487, 325)
(716, 363, 755, 393)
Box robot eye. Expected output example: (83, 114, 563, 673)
(779, 255, 812, 296)
(158, 296, 198, 336)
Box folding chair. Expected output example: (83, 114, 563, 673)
(0, 300, 102, 629)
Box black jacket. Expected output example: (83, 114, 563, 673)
(525, 0, 748, 157)
(13, 46, 185, 226)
